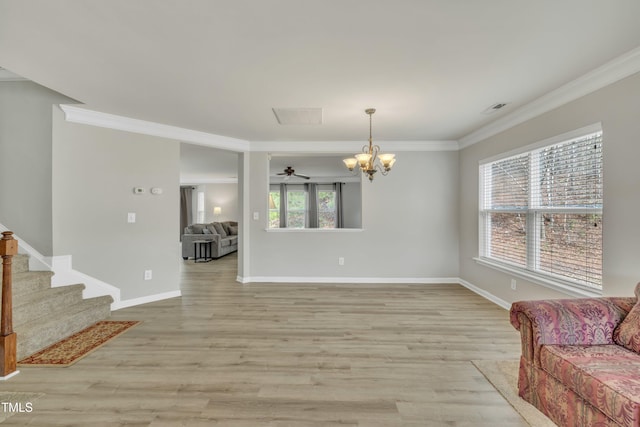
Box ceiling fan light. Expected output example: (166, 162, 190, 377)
(343, 158, 358, 171)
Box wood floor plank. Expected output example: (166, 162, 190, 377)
(0, 253, 528, 426)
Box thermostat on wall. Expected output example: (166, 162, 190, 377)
(133, 187, 145, 194)
(151, 187, 163, 195)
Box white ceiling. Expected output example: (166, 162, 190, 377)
(2, 1, 640, 147)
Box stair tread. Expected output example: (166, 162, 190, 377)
(14, 284, 85, 307)
(3, 252, 114, 360)
(17, 295, 113, 359)
(17, 295, 114, 333)
(11, 270, 54, 280)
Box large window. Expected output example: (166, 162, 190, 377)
(479, 127, 603, 291)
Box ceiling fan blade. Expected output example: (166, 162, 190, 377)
(294, 173, 310, 179)
(276, 172, 287, 175)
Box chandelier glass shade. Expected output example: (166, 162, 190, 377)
(343, 108, 395, 182)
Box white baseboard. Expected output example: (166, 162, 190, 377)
(0, 224, 179, 310)
(49, 255, 121, 303)
(112, 290, 182, 310)
(237, 275, 510, 311)
(457, 278, 511, 310)
(0, 370, 20, 381)
(237, 275, 460, 284)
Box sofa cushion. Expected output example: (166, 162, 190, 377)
(202, 228, 212, 234)
(222, 222, 232, 235)
(228, 225, 238, 235)
(614, 283, 640, 353)
(540, 344, 640, 427)
(213, 222, 227, 237)
(228, 236, 237, 245)
(220, 238, 231, 247)
(190, 224, 207, 234)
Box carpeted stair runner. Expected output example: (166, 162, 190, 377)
(1, 253, 113, 360)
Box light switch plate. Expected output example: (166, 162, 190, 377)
(128, 212, 136, 223)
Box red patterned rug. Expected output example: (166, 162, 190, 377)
(18, 320, 140, 367)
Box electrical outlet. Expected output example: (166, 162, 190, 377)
(144, 270, 152, 280)
(338, 257, 345, 266)
(511, 279, 517, 290)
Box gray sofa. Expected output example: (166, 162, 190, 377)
(182, 221, 238, 260)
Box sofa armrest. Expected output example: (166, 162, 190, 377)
(510, 297, 634, 365)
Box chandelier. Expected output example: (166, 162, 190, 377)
(343, 108, 395, 182)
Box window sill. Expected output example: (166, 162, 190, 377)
(473, 257, 602, 298)
(265, 228, 364, 233)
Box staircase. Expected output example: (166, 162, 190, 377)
(0, 254, 113, 360)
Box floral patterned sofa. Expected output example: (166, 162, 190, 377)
(510, 284, 640, 427)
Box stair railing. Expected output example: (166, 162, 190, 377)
(0, 231, 18, 378)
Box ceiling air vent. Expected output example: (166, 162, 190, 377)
(482, 102, 509, 115)
(272, 107, 323, 125)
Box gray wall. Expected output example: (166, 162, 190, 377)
(52, 108, 181, 301)
(247, 151, 459, 280)
(202, 183, 238, 223)
(459, 71, 640, 300)
(0, 81, 76, 255)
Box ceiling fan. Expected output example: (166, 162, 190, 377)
(277, 166, 310, 180)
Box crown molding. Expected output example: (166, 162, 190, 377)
(459, 46, 640, 149)
(0, 68, 27, 81)
(180, 178, 238, 185)
(59, 104, 250, 152)
(250, 140, 458, 153)
(59, 44, 640, 154)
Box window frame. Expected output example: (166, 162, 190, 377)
(476, 123, 604, 297)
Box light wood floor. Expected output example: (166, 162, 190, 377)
(2, 253, 527, 426)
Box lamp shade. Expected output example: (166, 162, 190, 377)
(343, 158, 358, 170)
(355, 153, 372, 167)
(213, 207, 222, 215)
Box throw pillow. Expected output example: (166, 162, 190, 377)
(228, 225, 238, 235)
(206, 224, 218, 235)
(613, 283, 640, 353)
(213, 222, 228, 237)
(202, 228, 212, 234)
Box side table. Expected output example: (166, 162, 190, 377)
(193, 240, 213, 263)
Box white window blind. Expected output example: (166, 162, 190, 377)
(480, 130, 603, 290)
